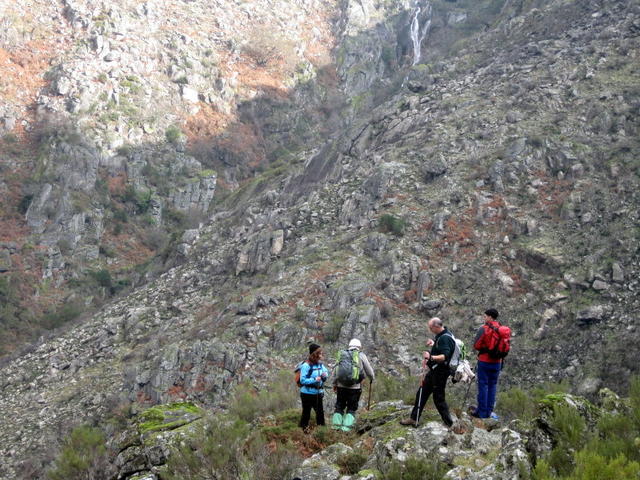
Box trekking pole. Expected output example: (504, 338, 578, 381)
(414, 367, 426, 427)
(366, 378, 373, 411)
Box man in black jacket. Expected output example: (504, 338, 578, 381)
(400, 317, 455, 427)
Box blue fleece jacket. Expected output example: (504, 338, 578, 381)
(299, 362, 329, 395)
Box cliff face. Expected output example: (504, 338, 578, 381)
(0, 0, 639, 477)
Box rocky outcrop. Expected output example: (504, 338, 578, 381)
(0, 0, 639, 478)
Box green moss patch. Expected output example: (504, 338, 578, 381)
(137, 402, 203, 433)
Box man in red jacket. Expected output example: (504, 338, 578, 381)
(472, 308, 502, 419)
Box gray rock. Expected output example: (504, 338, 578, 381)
(576, 305, 609, 326)
(0, 250, 11, 273)
(420, 298, 442, 311)
(592, 279, 609, 291)
(611, 262, 624, 282)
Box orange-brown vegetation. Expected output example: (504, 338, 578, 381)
(167, 385, 188, 400)
(533, 171, 572, 219)
(0, 39, 69, 139)
(403, 289, 417, 303)
(102, 230, 155, 267)
(184, 103, 231, 142)
(106, 172, 128, 196)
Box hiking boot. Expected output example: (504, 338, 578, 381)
(340, 413, 355, 432)
(331, 412, 343, 430)
(489, 412, 499, 420)
(450, 421, 465, 435)
(399, 417, 416, 426)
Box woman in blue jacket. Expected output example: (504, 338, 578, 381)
(299, 343, 329, 432)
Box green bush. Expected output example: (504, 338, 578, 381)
(228, 371, 299, 423)
(372, 372, 417, 405)
(496, 387, 536, 421)
(379, 214, 406, 236)
(164, 416, 249, 480)
(41, 302, 83, 329)
(569, 451, 640, 480)
(532, 378, 640, 478)
(164, 415, 302, 480)
(90, 269, 113, 290)
(18, 194, 33, 214)
(550, 403, 587, 449)
(112, 208, 128, 223)
(497, 381, 571, 422)
(165, 125, 183, 145)
(323, 313, 345, 343)
(381, 456, 447, 480)
(47, 425, 110, 480)
(337, 451, 367, 474)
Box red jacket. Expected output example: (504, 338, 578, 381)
(474, 320, 503, 364)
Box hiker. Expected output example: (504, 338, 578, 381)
(299, 343, 329, 432)
(471, 308, 504, 419)
(332, 338, 375, 432)
(400, 317, 455, 427)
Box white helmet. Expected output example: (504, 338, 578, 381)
(348, 338, 361, 349)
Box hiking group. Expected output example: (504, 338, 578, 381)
(399, 308, 510, 428)
(296, 339, 374, 433)
(296, 308, 510, 433)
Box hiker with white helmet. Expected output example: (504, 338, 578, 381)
(331, 338, 375, 432)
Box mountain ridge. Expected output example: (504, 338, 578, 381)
(0, 0, 639, 477)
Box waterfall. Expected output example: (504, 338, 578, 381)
(410, 1, 433, 65)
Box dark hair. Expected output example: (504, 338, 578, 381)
(308, 347, 322, 364)
(308, 343, 321, 354)
(485, 308, 499, 320)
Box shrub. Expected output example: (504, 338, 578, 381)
(228, 371, 299, 423)
(568, 451, 640, 480)
(381, 456, 447, 480)
(41, 302, 83, 329)
(142, 227, 169, 250)
(549, 403, 587, 449)
(112, 208, 128, 223)
(90, 269, 113, 290)
(242, 26, 297, 70)
(337, 451, 367, 475)
(372, 372, 417, 405)
(165, 125, 183, 145)
(497, 387, 537, 422)
(164, 416, 250, 480)
(164, 415, 302, 480)
(379, 214, 406, 236)
(497, 382, 571, 422)
(323, 313, 345, 343)
(294, 306, 307, 322)
(47, 425, 111, 480)
(18, 194, 33, 214)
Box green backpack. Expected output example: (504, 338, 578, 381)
(336, 350, 365, 386)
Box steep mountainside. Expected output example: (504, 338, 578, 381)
(0, 0, 639, 477)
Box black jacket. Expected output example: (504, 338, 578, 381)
(427, 327, 456, 370)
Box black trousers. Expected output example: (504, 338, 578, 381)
(334, 387, 362, 415)
(300, 392, 325, 428)
(410, 367, 453, 426)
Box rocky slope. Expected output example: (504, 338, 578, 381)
(0, 0, 639, 477)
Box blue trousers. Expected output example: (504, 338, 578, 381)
(476, 361, 502, 418)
